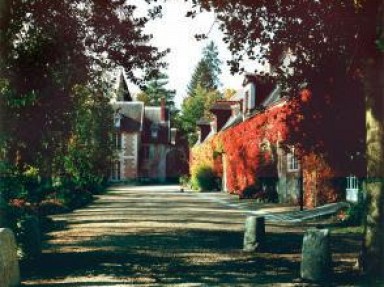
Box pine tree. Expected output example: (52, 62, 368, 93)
(178, 85, 222, 145)
(140, 73, 176, 108)
(187, 41, 222, 95)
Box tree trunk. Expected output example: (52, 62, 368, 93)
(362, 2, 384, 278)
(0, 0, 11, 64)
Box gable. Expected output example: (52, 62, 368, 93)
(115, 70, 133, 102)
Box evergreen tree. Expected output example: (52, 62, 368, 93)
(178, 85, 222, 145)
(139, 73, 176, 109)
(187, 41, 222, 95)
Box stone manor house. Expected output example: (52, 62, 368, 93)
(110, 70, 188, 182)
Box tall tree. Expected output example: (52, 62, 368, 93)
(187, 41, 222, 95)
(178, 85, 222, 145)
(0, 1, 166, 190)
(137, 73, 176, 108)
(191, 0, 383, 279)
(64, 85, 113, 190)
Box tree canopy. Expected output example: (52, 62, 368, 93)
(179, 41, 223, 145)
(191, 1, 378, 88)
(0, 0, 167, 209)
(192, 0, 383, 279)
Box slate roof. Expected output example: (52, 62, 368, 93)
(210, 101, 235, 111)
(220, 85, 282, 132)
(142, 107, 170, 144)
(144, 107, 168, 124)
(221, 112, 244, 131)
(112, 102, 144, 132)
(196, 119, 211, 126)
(261, 85, 282, 107)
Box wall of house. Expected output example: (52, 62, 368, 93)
(191, 84, 366, 207)
(276, 145, 301, 204)
(190, 95, 356, 207)
(139, 144, 168, 182)
(120, 132, 139, 179)
(191, 103, 289, 196)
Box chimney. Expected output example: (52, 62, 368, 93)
(210, 101, 237, 132)
(160, 97, 166, 122)
(196, 119, 211, 143)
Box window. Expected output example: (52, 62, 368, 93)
(287, 148, 299, 171)
(143, 145, 155, 160)
(150, 123, 159, 139)
(114, 112, 122, 128)
(115, 133, 122, 150)
(346, 175, 359, 203)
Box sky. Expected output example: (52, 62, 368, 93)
(140, 1, 256, 108)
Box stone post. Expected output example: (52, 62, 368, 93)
(0, 228, 20, 287)
(243, 216, 265, 252)
(300, 228, 332, 282)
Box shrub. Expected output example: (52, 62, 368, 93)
(179, 175, 190, 187)
(344, 202, 365, 226)
(16, 215, 42, 261)
(191, 165, 217, 191)
(38, 198, 69, 216)
(240, 184, 260, 199)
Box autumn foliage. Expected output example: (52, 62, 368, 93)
(191, 85, 365, 207)
(191, 102, 288, 194)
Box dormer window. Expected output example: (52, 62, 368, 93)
(150, 123, 159, 139)
(114, 112, 122, 128)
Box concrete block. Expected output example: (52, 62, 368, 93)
(300, 228, 332, 282)
(0, 228, 20, 287)
(243, 216, 265, 252)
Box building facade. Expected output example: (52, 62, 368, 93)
(110, 71, 188, 182)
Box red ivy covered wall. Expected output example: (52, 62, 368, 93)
(190, 89, 358, 208)
(191, 103, 289, 193)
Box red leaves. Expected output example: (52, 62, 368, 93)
(300, 89, 311, 102)
(191, 104, 288, 194)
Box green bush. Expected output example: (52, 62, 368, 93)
(241, 184, 260, 199)
(345, 202, 365, 226)
(191, 166, 217, 191)
(16, 215, 42, 261)
(179, 175, 190, 187)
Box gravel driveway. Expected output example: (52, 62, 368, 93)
(21, 185, 362, 286)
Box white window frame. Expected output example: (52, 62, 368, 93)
(287, 147, 299, 172)
(346, 175, 359, 203)
(114, 112, 122, 128)
(150, 123, 159, 139)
